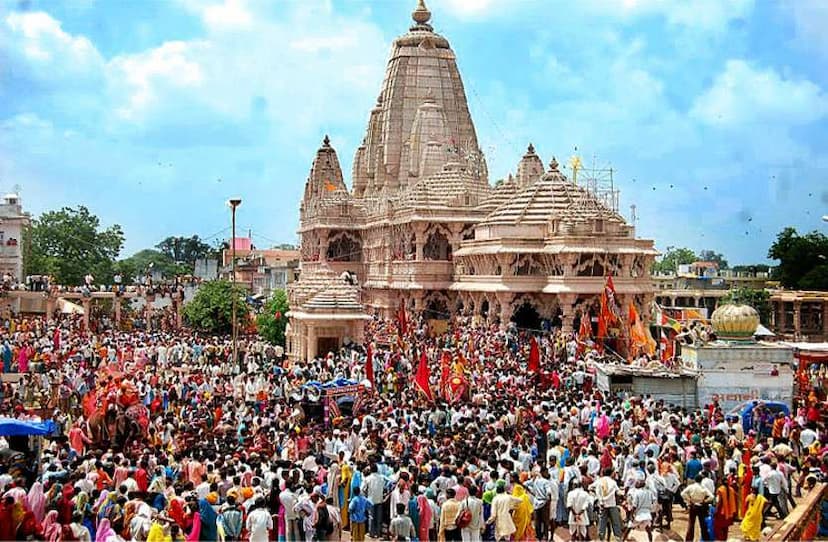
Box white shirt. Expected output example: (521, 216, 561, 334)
(591, 476, 619, 508)
(246, 508, 273, 542)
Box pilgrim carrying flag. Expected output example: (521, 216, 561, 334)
(413, 349, 434, 401)
(365, 343, 374, 389)
(528, 336, 540, 373)
(397, 301, 408, 336)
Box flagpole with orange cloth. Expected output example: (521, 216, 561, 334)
(528, 336, 540, 374)
(365, 343, 374, 390)
(413, 349, 434, 402)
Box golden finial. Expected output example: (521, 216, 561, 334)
(412, 0, 431, 26)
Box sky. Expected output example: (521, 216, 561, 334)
(1, 0, 827, 265)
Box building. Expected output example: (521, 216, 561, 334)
(220, 238, 299, 297)
(654, 267, 773, 314)
(0, 193, 29, 281)
(287, 1, 657, 361)
(769, 290, 828, 341)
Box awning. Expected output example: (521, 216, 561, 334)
(754, 324, 776, 337)
(0, 418, 56, 437)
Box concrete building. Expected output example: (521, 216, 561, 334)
(0, 193, 29, 281)
(654, 267, 773, 314)
(221, 239, 299, 297)
(287, 1, 657, 361)
(770, 290, 828, 342)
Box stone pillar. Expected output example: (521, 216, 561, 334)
(114, 298, 121, 328)
(414, 230, 424, 261)
(496, 292, 512, 329)
(559, 294, 576, 333)
(307, 326, 317, 362)
(822, 300, 828, 339)
(793, 301, 802, 337)
(81, 298, 91, 331)
(693, 296, 701, 308)
(45, 296, 56, 323)
(669, 295, 676, 307)
(775, 301, 784, 333)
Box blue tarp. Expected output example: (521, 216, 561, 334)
(0, 418, 56, 437)
(302, 378, 358, 390)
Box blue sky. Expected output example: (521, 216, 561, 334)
(1, 0, 827, 265)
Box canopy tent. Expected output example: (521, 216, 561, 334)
(0, 418, 56, 437)
(754, 323, 776, 338)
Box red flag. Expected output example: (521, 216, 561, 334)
(528, 336, 540, 373)
(439, 350, 451, 396)
(414, 350, 434, 401)
(365, 343, 374, 389)
(578, 312, 592, 342)
(398, 301, 408, 336)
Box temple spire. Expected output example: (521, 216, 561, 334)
(411, 0, 432, 30)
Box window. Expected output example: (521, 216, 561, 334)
(594, 219, 604, 233)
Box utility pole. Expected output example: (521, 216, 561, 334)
(228, 198, 242, 367)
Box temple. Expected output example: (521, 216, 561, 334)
(287, 1, 657, 361)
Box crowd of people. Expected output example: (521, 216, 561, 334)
(0, 307, 825, 542)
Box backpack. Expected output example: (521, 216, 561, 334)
(455, 498, 472, 529)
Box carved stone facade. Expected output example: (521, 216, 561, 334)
(287, 1, 657, 361)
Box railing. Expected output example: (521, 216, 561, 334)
(766, 482, 826, 541)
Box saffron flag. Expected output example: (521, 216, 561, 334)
(578, 311, 592, 342)
(439, 350, 451, 396)
(628, 302, 653, 357)
(398, 301, 408, 336)
(414, 350, 434, 401)
(365, 343, 374, 389)
(528, 336, 540, 373)
(323, 180, 337, 192)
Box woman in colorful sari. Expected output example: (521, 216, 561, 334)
(511, 483, 535, 541)
(712, 478, 737, 541)
(740, 486, 767, 542)
(197, 498, 218, 542)
(95, 518, 119, 542)
(167, 498, 187, 531)
(185, 501, 201, 542)
(416, 491, 432, 542)
(28, 480, 47, 523)
(407, 492, 420, 542)
(43, 509, 63, 542)
(481, 487, 495, 542)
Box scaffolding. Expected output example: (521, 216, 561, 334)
(566, 154, 620, 215)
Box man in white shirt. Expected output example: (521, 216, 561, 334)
(567, 479, 592, 541)
(591, 468, 622, 541)
(623, 478, 656, 542)
(764, 463, 789, 519)
(246, 498, 273, 542)
(362, 465, 386, 538)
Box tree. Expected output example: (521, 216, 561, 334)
(156, 235, 214, 269)
(116, 249, 188, 283)
(721, 287, 771, 324)
(26, 206, 124, 285)
(257, 289, 289, 345)
(652, 247, 697, 275)
(698, 249, 729, 270)
(182, 280, 249, 335)
(768, 227, 828, 290)
(274, 243, 297, 250)
(731, 264, 771, 274)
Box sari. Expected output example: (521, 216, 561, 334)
(185, 512, 201, 542)
(408, 495, 420, 541)
(147, 523, 171, 542)
(198, 499, 218, 542)
(511, 484, 535, 541)
(168, 499, 187, 529)
(740, 494, 767, 542)
(96, 518, 118, 542)
(29, 481, 46, 523)
(43, 509, 62, 542)
(417, 494, 432, 542)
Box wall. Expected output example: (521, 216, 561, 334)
(684, 343, 795, 411)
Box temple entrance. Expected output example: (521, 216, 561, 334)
(512, 302, 542, 331)
(317, 337, 339, 357)
(424, 296, 449, 321)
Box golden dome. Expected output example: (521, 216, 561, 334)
(711, 303, 760, 340)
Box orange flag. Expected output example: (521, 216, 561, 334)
(323, 180, 337, 192)
(528, 336, 540, 373)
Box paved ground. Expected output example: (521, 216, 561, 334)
(340, 501, 795, 541)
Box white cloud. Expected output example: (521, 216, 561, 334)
(691, 59, 828, 127)
(202, 0, 253, 30)
(2, 11, 103, 81)
(606, 0, 754, 31)
(783, 0, 828, 56)
(438, 0, 497, 18)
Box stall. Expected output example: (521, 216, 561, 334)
(0, 418, 57, 484)
(299, 378, 371, 427)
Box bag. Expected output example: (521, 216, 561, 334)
(456, 498, 472, 529)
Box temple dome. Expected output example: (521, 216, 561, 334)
(711, 304, 760, 340)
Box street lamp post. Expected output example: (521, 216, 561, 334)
(228, 198, 242, 367)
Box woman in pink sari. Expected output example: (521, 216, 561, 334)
(185, 502, 201, 542)
(17, 343, 29, 373)
(42, 510, 61, 542)
(28, 481, 46, 524)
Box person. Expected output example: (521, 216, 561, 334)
(566, 479, 592, 542)
(461, 485, 483, 542)
(712, 474, 737, 541)
(681, 474, 714, 542)
(763, 461, 788, 520)
(416, 490, 432, 542)
(486, 481, 520, 542)
(740, 485, 767, 541)
(314, 493, 334, 542)
(439, 486, 462, 542)
(510, 483, 534, 541)
(246, 498, 274, 542)
(348, 487, 370, 542)
(389, 502, 415, 542)
(622, 478, 656, 542)
(362, 465, 385, 539)
(592, 467, 623, 542)
(526, 468, 552, 541)
(218, 496, 243, 542)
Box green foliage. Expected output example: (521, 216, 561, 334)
(156, 235, 214, 269)
(27, 206, 124, 285)
(768, 227, 828, 290)
(256, 289, 289, 345)
(698, 249, 729, 270)
(721, 287, 771, 325)
(273, 243, 297, 250)
(183, 280, 249, 335)
(115, 249, 188, 283)
(652, 247, 697, 275)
